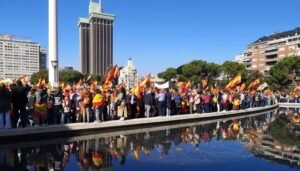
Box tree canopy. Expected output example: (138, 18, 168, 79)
(267, 56, 300, 89)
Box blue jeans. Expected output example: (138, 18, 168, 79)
(0, 111, 11, 129)
(204, 103, 209, 113)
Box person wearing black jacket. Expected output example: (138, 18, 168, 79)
(0, 83, 12, 129)
(165, 89, 172, 117)
(11, 80, 31, 128)
(143, 89, 154, 118)
(126, 92, 137, 119)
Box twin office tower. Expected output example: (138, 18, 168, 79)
(78, 0, 115, 75)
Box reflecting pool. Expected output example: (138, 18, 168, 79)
(1, 108, 300, 171)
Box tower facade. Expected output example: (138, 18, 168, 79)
(78, 0, 115, 75)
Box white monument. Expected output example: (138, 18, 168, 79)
(48, 0, 59, 86)
(119, 58, 138, 89)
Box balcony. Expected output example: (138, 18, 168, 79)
(265, 46, 278, 51)
(265, 58, 278, 63)
(265, 51, 278, 56)
(243, 57, 251, 62)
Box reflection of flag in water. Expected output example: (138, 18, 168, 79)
(133, 145, 141, 160)
(232, 120, 239, 131)
(92, 152, 104, 167)
(34, 103, 47, 120)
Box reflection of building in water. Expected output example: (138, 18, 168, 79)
(243, 132, 300, 167)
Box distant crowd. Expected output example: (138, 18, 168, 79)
(0, 80, 298, 129)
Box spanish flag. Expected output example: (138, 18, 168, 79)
(93, 94, 104, 107)
(133, 145, 141, 160)
(140, 75, 151, 90)
(185, 81, 191, 90)
(36, 76, 46, 87)
(225, 73, 241, 90)
(132, 83, 142, 99)
(105, 64, 119, 82)
(102, 80, 112, 91)
(92, 152, 104, 167)
(247, 78, 260, 90)
(239, 83, 246, 92)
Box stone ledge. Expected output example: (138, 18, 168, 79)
(0, 104, 278, 141)
(278, 103, 300, 108)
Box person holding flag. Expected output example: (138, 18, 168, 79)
(93, 89, 105, 122)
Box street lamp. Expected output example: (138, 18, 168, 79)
(51, 60, 58, 69)
(51, 60, 59, 86)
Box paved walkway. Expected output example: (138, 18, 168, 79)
(0, 104, 278, 142)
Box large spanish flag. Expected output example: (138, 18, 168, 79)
(105, 64, 119, 82)
(247, 78, 260, 90)
(225, 73, 241, 90)
(132, 83, 142, 99)
(140, 75, 151, 90)
(102, 80, 113, 91)
(93, 94, 104, 107)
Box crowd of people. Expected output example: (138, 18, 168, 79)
(0, 79, 298, 129)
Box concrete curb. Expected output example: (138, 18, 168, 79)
(0, 104, 278, 143)
(278, 103, 300, 108)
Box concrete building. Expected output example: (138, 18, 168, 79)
(237, 27, 300, 74)
(78, 0, 115, 76)
(119, 58, 138, 89)
(0, 34, 47, 79)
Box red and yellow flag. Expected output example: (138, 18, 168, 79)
(105, 64, 119, 82)
(132, 83, 142, 99)
(36, 76, 46, 87)
(239, 83, 246, 92)
(185, 81, 191, 90)
(92, 93, 104, 107)
(140, 75, 151, 90)
(225, 73, 241, 90)
(247, 78, 260, 90)
(102, 80, 113, 91)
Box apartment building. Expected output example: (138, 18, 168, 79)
(236, 28, 300, 74)
(0, 34, 46, 79)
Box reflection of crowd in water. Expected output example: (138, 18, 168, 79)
(0, 111, 280, 170)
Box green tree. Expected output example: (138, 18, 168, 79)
(30, 70, 85, 84)
(30, 70, 48, 84)
(158, 67, 177, 80)
(245, 70, 264, 86)
(267, 56, 300, 89)
(221, 61, 248, 81)
(59, 70, 84, 83)
(182, 60, 207, 78)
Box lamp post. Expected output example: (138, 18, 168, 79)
(49, 0, 59, 87)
